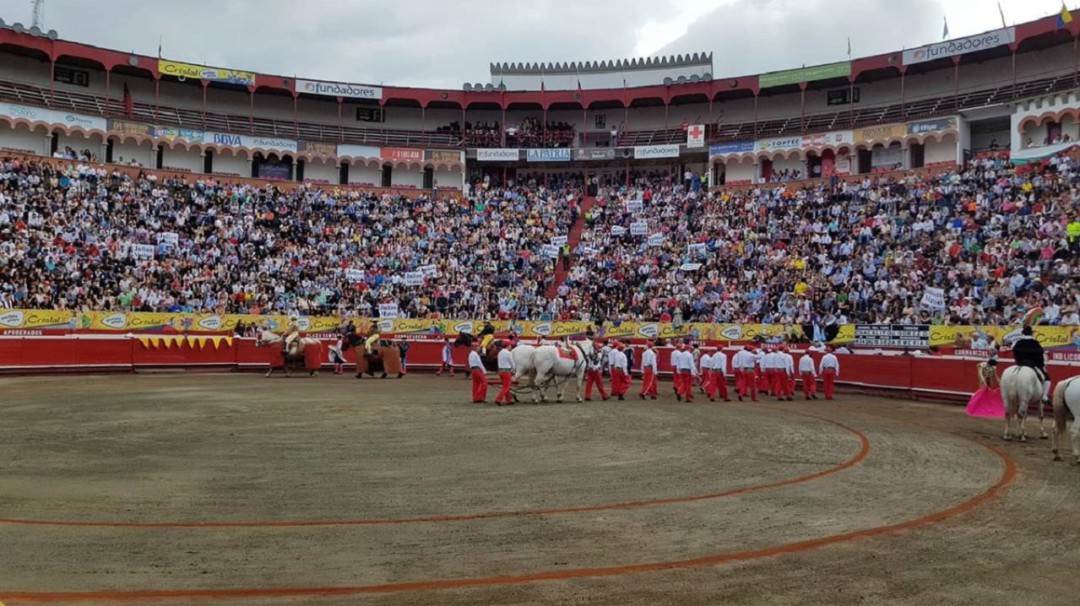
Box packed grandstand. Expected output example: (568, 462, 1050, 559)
(2, 12, 1080, 329)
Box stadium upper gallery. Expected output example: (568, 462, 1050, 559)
(0, 8, 1077, 188)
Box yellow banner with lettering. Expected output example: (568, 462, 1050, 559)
(3, 309, 1079, 350)
(157, 59, 255, 86)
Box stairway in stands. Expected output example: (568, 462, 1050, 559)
(545, 196, 596, 299)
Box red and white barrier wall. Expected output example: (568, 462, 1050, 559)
(3, 335, 1079, 401)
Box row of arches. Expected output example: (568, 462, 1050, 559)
(708, 131, 958, 164)
(0, 119, 465, 170)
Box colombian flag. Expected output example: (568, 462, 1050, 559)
(1058, 3, 1073, 28)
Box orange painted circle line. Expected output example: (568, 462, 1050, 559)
(0, 411, 868, 530)
(0, 440, 1016, 604)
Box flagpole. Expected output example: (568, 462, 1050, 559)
(847, 37, 854, 126)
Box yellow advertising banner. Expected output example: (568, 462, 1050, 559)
(5, 308, 1080, 350)
(853, 123, 907, 144)
(157, 59, 255, 86)
(0, 309, 77, 330)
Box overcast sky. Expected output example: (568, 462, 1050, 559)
(4, 0, 1075, 88)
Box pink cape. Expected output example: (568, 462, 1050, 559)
(966, 387, 1005, 419)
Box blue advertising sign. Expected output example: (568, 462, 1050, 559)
(526, 148, 571, 162)
(708, 141, 754, 156)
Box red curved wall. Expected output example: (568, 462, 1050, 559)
(4, 336, 1078, 401)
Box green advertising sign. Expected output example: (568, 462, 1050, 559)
(759, 62, 852, 88)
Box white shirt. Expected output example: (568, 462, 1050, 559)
(674, 350, 694, 373)
(468, 350, 485, 371)
(641, 348, 658, 371)
(608, 347, 622, 368)
(700, 353, 712, 373)
(442, 343, 453, 363)
(798, 354, 817, 375)
(496, 348, 515, 371)
(763, 351, 778, 369)
(711, 351, 727, 375)
(589, 348, 607, 370)
(610, 350, 628, 372)
(781, 352, 794, 374)
(733, 350, 754, 369)
(819, 353, 840, 374)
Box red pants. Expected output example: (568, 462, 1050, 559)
(801, 372, 817, 398)
(709, 370, 729, 400)
(437, 361, 455, 376)
(640, 368, 658, 397)
(738, 369, 758, 400)
(788, 373, 796, 396)
(768, 369, 783, 396)
(471, 368, 488, 403)
(495, 371, 514, 404)
(822, 369, 836, 400)
(678, 370, 694, 401)
(585, 369, 608, 400)
(757, 369, 769, 392)
(610, 369, 629, 396)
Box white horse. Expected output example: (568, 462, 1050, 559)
(521, 340, 593, 403)
(1051, 377, 1080, 464)
(1001, 366, 1048, 442)
(510, 344, 538, 400)
(255, 329, 321, 377)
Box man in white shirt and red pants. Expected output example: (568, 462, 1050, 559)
(469, 344, 488, 404)
(609, 341, 630, 400)
(708, 348, 730, 402)
(584, 341, 609, 402)
(799, 350, 818, 400)
(639, 342, 659, 400)
(819, 346, 840, 400)
(674, 343, 697, 402)
(494, 342, 516, 406)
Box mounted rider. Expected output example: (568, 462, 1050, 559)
(283, 315, 301, 357)
(478, 320, 497, 350)
(1012, 325, 1050, 403)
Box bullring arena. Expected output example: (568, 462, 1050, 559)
(3, 2, 1080, 604)
(1, 349, 1079, 605)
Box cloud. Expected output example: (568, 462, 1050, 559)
(657, 0, 940, 79)
(33, 0, 679, 88)
(12, 0, 1068, 90)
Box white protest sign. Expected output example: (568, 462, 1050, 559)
(626, 199, 643, 213)
(647, 233, 665, 247)
(551, 235, 568, 247)
(345, 268, 365, 283)
(541, 244, 560, 258)
(630, 221, 649, 236)
(378, 303, 400, 318)
(687, 243, 708, 257)
(418, 264, 439, 277)
(132, 244, 155, 259)
(680, 262, 702, 271)
(611, 225, 627, 236)
(156, 232, 179, 246)
(921, 287, 946, 311)
(404, 271, 425, 286)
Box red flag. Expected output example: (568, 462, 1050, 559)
(122, 82, 133, 118)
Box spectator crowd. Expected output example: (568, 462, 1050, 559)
(2, 152, 1079, 329)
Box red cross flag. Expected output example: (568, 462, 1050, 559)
(687, 124, 705, 148)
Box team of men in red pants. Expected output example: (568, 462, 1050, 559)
(466, 338, 840, 404)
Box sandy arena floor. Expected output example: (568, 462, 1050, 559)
(0, 372, 1078, 606)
